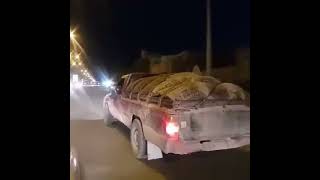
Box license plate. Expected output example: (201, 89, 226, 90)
(201, 142, 215, 151)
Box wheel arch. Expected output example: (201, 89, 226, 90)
(131, 115, 144, 135)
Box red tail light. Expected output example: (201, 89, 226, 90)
(163, 114, 180, 138)
(166, 122, 179, 136)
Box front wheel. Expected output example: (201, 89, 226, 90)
(130, 120, 147, 159)
(103, 103, 115, 126)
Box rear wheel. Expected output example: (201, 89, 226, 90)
(103, 103, 115, 126)
(130, 119, 147, 159)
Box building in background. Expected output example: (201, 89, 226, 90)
(141, 50, 204, 74)
(212, 48, 250, 84)
(132, 48, 250, 91)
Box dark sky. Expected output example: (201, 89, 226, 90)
(70, 0, 250, 77)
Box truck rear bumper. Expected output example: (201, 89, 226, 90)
(162, 134, 250, 154)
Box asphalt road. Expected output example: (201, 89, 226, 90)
(70, 87, 250, 180)
(70, 86, 106, 120)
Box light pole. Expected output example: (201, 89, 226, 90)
(206, 0, 212, 74)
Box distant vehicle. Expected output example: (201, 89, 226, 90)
(103, 72, 250, 159)
(70, 147, 80, 180)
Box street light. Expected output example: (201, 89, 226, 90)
(70, 28, 86, 56)
(70, 29, 75, 40)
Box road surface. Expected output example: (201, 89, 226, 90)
(70, 86, 105, 120)
(70, 87, 250, 180)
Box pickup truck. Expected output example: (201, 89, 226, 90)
(103, 72, 250, 159)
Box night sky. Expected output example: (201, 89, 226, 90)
(70, 0, 250, 78)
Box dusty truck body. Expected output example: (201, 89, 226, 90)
(103, 72, 250, 159)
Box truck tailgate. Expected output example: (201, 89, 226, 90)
(178, 105, 250, 141)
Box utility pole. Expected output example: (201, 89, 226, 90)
(206, 0, 212, 74)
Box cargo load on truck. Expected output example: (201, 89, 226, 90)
(122, 72, 248, 109)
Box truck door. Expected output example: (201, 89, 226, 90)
(110, 76, 132, 127)
(117, 75, 133, 127)
(108, 78, 126, 122)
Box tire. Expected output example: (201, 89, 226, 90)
(103, 103, 115, 126)
(130, 119, 147, 159)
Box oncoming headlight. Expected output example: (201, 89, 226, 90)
(73, 157, 77, 167)
(102, 79, 114, 88)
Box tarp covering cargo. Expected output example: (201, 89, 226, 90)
(124, 72, 247, 103)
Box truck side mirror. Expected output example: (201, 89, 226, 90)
(115, 86, 121, 94)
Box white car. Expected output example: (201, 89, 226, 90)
(70, 147, 80, 180)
